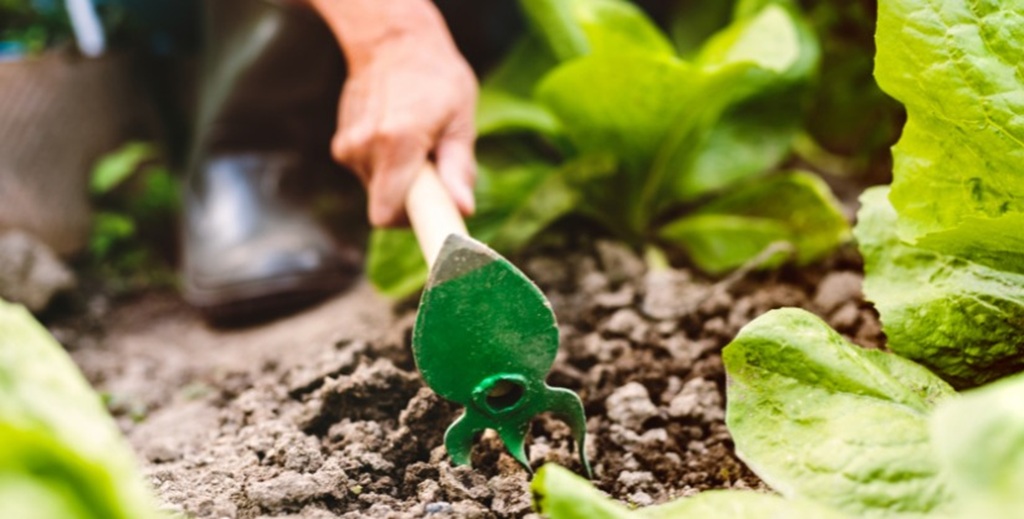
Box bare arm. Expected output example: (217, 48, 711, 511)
(307, 0, 478, 226)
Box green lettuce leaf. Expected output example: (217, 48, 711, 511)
(518, 0, 675, 61)
(660, 172, 848, 274)
(640, 490, 851, 519)
(0, 300, 162, 519)
(932, 372, 1024, 519)
(473, 153, 616, 252)
(531, 464, 631, 519)
(855, 186, 1024, 388)
(476, 89, 563, 139)
(696, 3, 815, 80)
(654, 4, 819, 206)
(724, 308, 955, 518)
(874, 0, 1024, 270)
(365, 229, 428, 300)
(679, 4, 819, 200)
(532, 463, 853, 519)
(536, 54, 702, 175)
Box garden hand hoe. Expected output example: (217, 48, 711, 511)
(406, 164, 591, 477)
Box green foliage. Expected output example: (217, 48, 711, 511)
(932, 372, 1024, 519)
(874, 0, 1024, 269)
(721, 311, 1024, 519)
(724, 308, 955, 518)
(367, 0, 850, 297)
(532, 463, 853, 518)
(0, 300, 162, 519)
(700, 3, 1024, 518)
(661, 172, 849, 274)
(88, 141, 179, 292)
(0, 0, 72, 53)
(849, 0, 1024, 386)
(536, 318, 1024, 519)
(856, 188, 1024, 388)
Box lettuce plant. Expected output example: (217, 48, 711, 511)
(532, 313, 1024, 519)
(509, 1, 1024, 517)
(531, 462, 848, 519)
(722, 309, 1024, 519)
(709, 1, 1024, 516)
(857, 0, 1024, 387)
(0, 300, 163, 519)
(367, 0, 850, 297)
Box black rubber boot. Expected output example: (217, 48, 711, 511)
(182, 0, 355, 323)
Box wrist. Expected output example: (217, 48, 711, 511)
(309, 0, 456, 69)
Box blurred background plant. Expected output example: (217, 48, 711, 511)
(0, 0, 197, 305)
(87, 141, 179, 294)
(0, 0, 73, 55)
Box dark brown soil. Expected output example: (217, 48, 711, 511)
(57, 239, 881, 518)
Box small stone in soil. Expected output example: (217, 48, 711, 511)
(605, 382, 660, 431)
(667, 378, 724, 422)
(425, 501, 453, 514)
(641, 269, 710, 321)
(595, 240, 646, 285)
(814, 271, 863, 313)
(603, 308, 649, 343)
(830, 301, 861, 330)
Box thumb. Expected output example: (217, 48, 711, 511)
(435, 134, 477, 216)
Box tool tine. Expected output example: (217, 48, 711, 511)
(497, 421, 532, 472)
(444, 411, 483, 467)
(542, 386, 592, 478)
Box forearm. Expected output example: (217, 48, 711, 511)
(306, 0, 458, 69)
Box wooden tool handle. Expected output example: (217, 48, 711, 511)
(406, 163, 469, 268)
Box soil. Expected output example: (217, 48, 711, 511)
(54, 238, 882, 518)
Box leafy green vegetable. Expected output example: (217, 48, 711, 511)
(87, 141, 179, 293)
(365, 230, 429, 299)
(90, 142, 161, 195)
(640, 491, 851, 519)
(532, 463, 853, 519)
(874, 0, 1024, 270)
(856, 187, 1024, 388)
(476, 89, 563, 138)
(723, 308, 955, 518)
(367, 0, 849, 296)
(519, 0, 675, 61)
(932, 372, 1024, 519)
(536, 54, 701, 174)
(0, 300, 162, 519)
(531, 463, 631, 519)
(846, 0, 1024, 387)
(661, 172, 848, 274)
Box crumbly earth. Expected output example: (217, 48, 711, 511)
(56, 239, 881, 518)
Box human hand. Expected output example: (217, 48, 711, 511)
(308, 0, 478, 227)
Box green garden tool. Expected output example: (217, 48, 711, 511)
(405, 164, 590, 476)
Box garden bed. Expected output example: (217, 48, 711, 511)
(61, 238, 880, 518)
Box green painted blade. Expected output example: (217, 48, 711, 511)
(413, 234, 590, 476)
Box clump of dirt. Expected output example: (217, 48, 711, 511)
(65, 239, 882, 518)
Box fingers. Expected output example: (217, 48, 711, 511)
(435, 130, 477, 217)
(367, 130, 429, 227)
